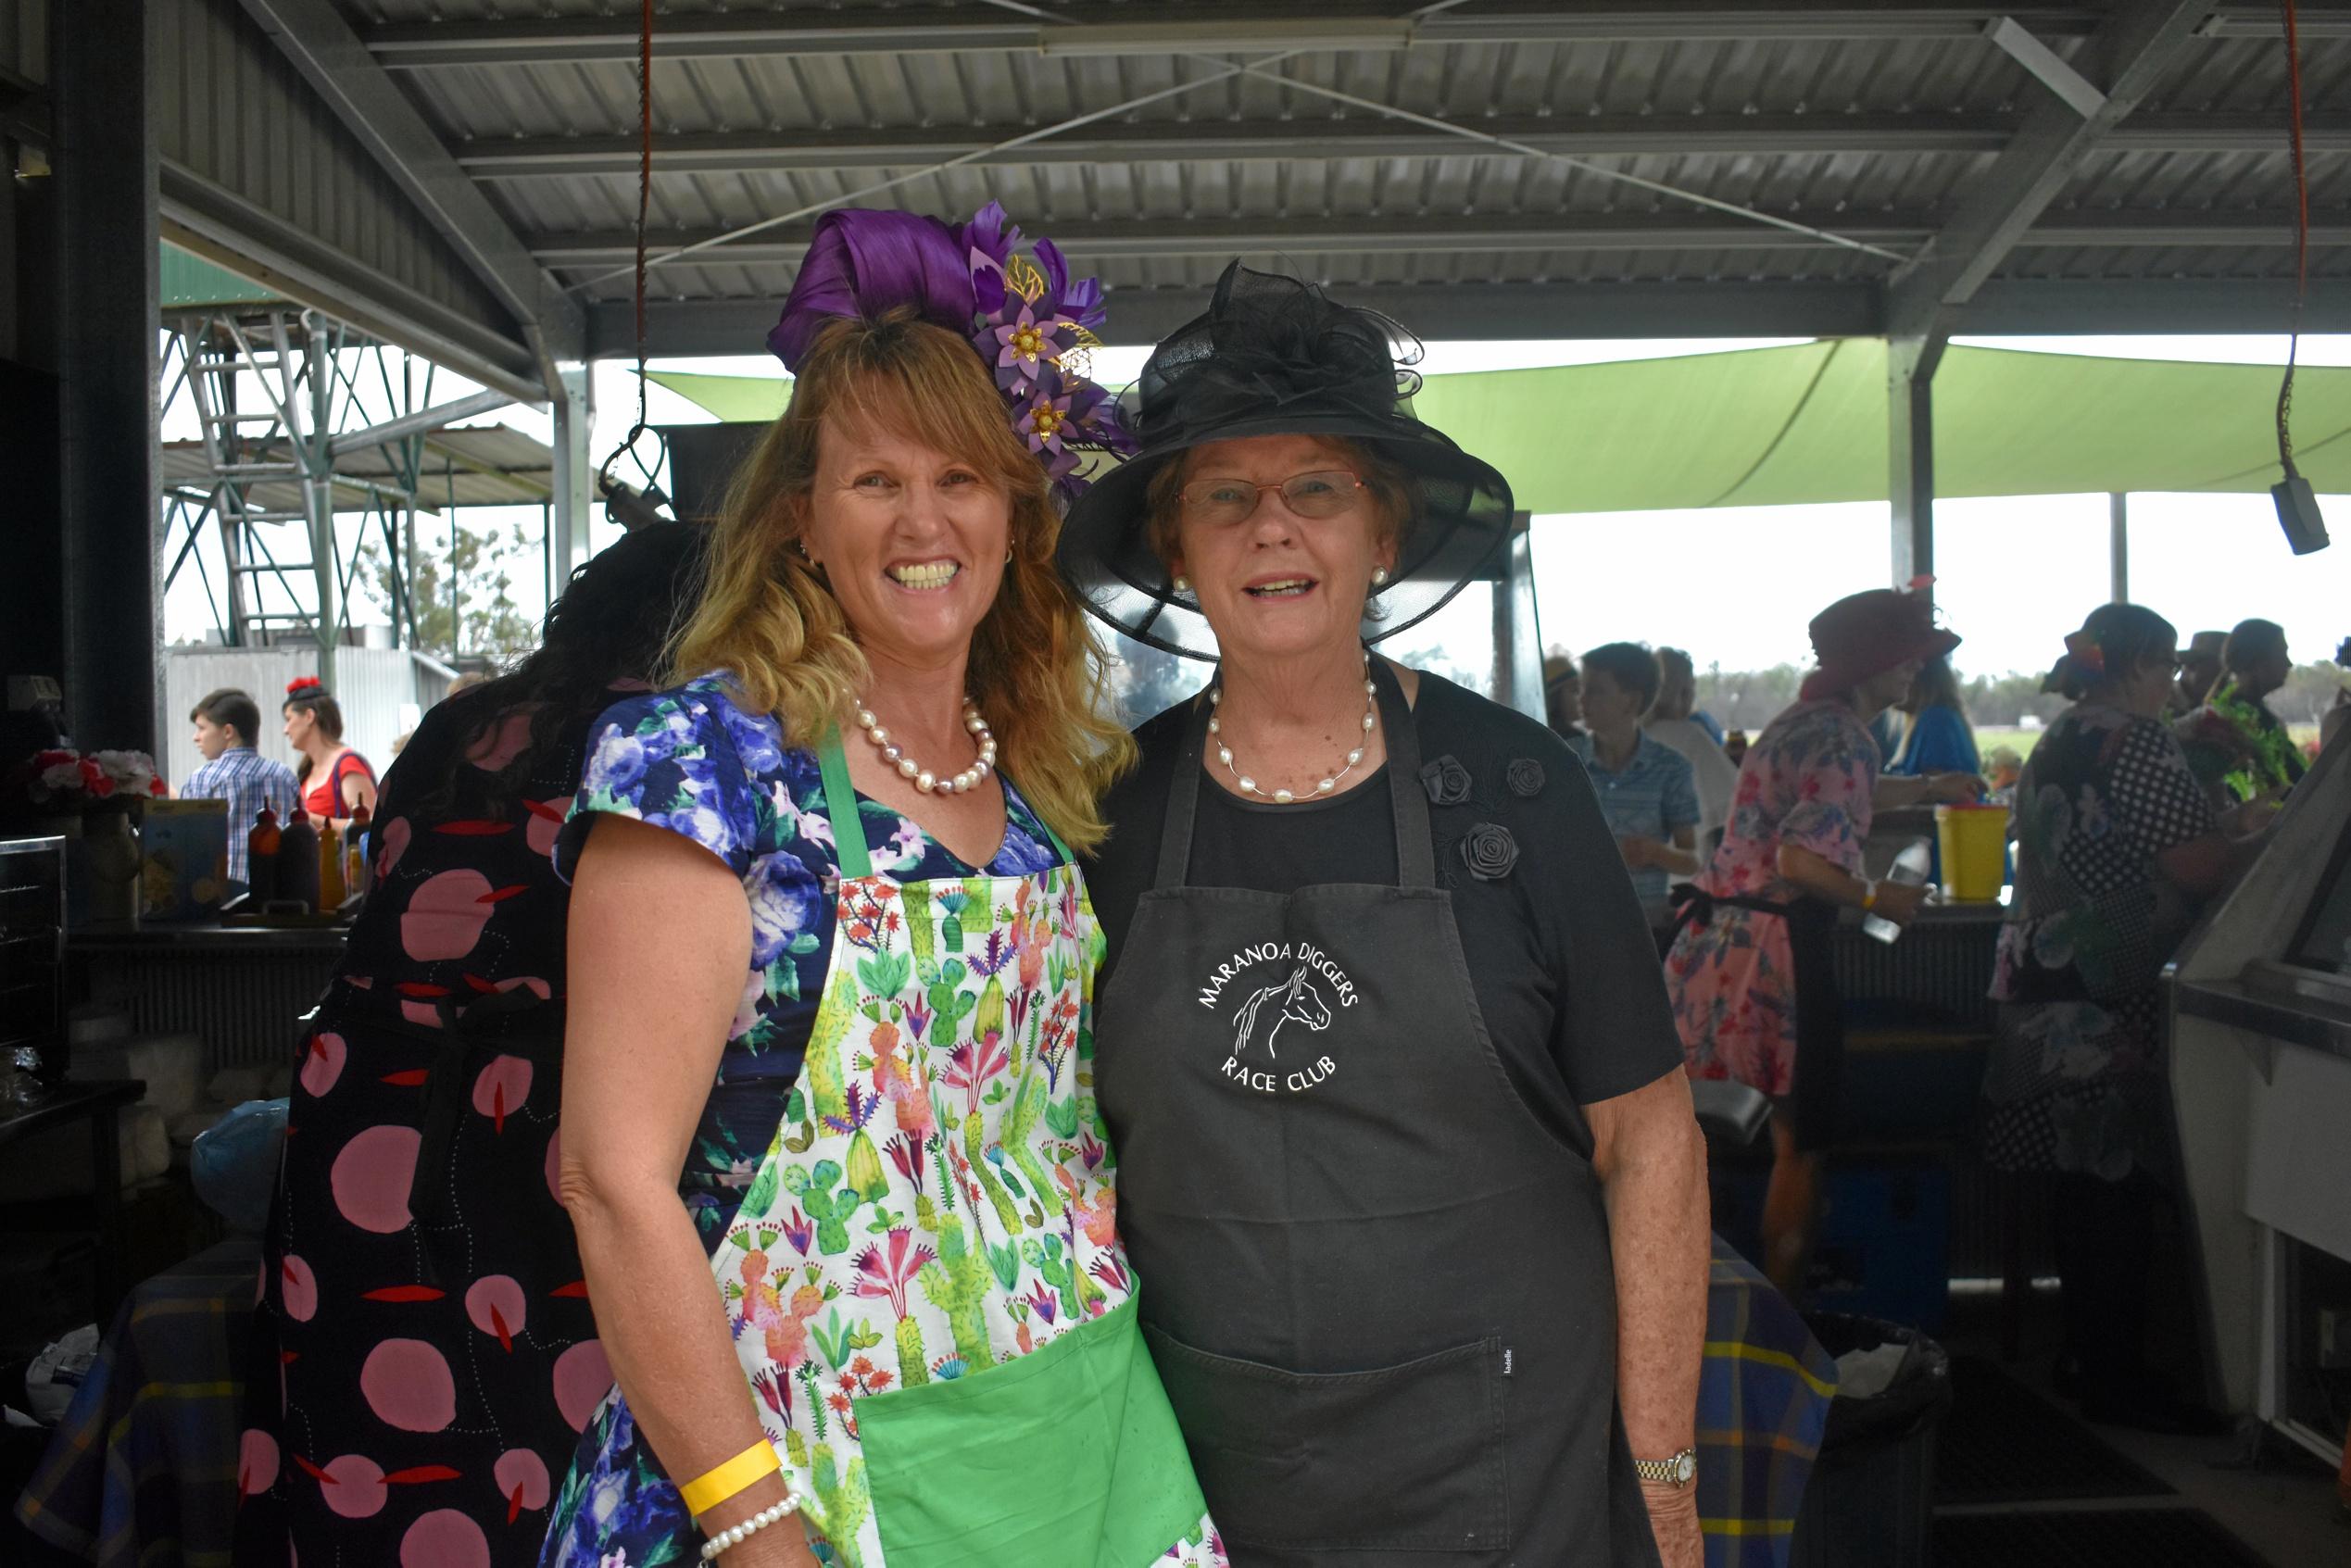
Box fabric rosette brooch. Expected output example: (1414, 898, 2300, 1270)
(766, 201, 1135, 503)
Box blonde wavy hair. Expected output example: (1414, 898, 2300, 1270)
(667, 309, 1134, 850)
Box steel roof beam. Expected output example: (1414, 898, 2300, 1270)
(454, 112, 2349, 179)
(364, 4, 2351, 66)
(584, 277, 2351, 358)
(529, 207, 2344, 268)
(1885, 1, 2209, 375)
(366, 4, 2132, 68)
(233, 0, 584, 393)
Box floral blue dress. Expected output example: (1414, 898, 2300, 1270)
(541, 676, 1063, 1566)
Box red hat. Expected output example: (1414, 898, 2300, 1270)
(1798, 585, 1960, 702)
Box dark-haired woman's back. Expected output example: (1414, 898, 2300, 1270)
(234, 682, 648, 1566)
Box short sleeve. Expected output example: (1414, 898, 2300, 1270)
(1537, 746, 1689, 1107)
(554, 684, 766, 884)
(1660, 749, 1702, 834)
(1777, 720, 1876, 874)
(2112, 718, 2219, 862)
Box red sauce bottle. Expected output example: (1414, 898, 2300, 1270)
(246, 805, 282, 902)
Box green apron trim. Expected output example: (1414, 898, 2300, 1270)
(856, 1295, 1205, 1568)
(818, 724, 874, 882)
(817, 722, 1075, 875)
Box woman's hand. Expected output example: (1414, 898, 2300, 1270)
(1921, 771, 1987, 806)
(2219, 789, 2282, 838)
(1640, 1480, 1703, 1568)
(1868, 880, 1930, 927)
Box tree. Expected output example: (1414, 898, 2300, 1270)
(355, 517, 540, 665)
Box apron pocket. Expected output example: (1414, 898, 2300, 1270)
(1142, 1323, 1510, 1553)
(856, 1296, 1205, 1568)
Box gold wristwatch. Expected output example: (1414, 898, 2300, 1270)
(1633, 1448, 1697, 1487)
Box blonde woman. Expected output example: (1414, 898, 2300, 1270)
(541, 207, 1221, 1568)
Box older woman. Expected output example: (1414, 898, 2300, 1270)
(1985, 604, 2266, 1431)
(1063, 265, 1708, 1568)
(542, 207, 1220, 1568)
(1665, 590, 1980, 1297)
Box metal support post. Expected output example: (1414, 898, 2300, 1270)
(304, 324, 340, 690)
(548, 366, 595, 602)
(1488, 512, 1545, 721)
(2109, 492, 2130, 604)
(52, 0, 160, 751)
(1888, 336, 1938, 590)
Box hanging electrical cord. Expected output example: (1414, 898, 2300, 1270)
(2277, 0, 2311, 481)
(2272, 0, 2331, 553)
(595, 0, 673, 528)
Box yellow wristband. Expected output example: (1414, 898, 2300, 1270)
(679, 1440, 782, 1519)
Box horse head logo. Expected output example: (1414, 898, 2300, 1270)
(1231, 962, 1332, 1062)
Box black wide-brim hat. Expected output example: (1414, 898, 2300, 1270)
(1058, 262, 1515, 661)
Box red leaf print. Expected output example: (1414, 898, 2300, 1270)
(381, 1070, 429, 1086)
(433, 821, 512, 836)
(474, 884, 529, 904)
(508, 1485, 525, 1524)
(361, 1285, 446, 1302)
(490, 1304, 514, 1352)
(549, 1279, 589, 1298)
(293, 1454, 333, 1482)
(522, 798, 567, 822)
(463, 972, 499, 994)
(396, 982, 452, 998)
(383, 1465, 460, 1485)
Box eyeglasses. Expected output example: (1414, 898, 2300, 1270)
(1178, 470, 1365, 527)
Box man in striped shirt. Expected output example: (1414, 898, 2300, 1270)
(182, 688, 301, 889)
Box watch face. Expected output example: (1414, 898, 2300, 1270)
(1674, 1451, 1696, 1484)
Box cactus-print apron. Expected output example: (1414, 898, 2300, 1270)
(707, 731, 1213, 1568)
(1095, 662, 1662, 1567)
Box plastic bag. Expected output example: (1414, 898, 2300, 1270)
(191, 1098, 287, 1234)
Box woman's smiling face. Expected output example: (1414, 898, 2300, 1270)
(1169, 433, 1395, 670)
(800, 416, 1012, 672)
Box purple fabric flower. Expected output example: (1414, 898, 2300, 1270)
(993, 302, 1080, 395)
(766, 208, 975, 372)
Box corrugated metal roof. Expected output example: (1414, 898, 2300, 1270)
(316, 1, 2351, 344)
(162, 423, 554, 512)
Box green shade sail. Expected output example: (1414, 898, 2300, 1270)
(652, 341, 2351, 512)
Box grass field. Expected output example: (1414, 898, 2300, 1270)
(1971, 722, 2322, 764)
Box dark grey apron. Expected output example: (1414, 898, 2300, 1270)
(1096, 662, 1660, 1568)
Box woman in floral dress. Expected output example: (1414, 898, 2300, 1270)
(1984, 603, 2266, 1430)
(1665, 588, 1980, 1294)
(541, 206, 1221, 1568)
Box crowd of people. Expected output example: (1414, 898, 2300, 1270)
(162, 198, 2345, 1568)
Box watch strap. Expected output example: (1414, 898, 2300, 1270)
(1632, 1447, 1697, 1486)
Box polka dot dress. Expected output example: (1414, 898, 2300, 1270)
(235, 696, 605, 1568)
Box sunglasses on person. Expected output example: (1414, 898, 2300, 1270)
(1178, 470, 1366, 527)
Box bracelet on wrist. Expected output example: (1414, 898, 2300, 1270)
(699, 1494, 801, 1562)
(679, 1439, 783, 1518)
(1859, 877, 1880, 911)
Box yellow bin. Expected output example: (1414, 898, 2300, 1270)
(1936, 802, 2008, 901)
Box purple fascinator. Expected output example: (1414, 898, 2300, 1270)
(767, 201, 1134, 501)
(766, 209, 977, 372)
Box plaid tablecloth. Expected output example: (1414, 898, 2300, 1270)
(14, 1236, 258, 1568)
(1698, 1235, 1840, 1567)
(15, 1233, 1828, 1566)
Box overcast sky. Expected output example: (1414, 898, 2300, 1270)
(163, 333, 2351, 682)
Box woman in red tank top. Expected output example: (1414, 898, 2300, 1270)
(282, 678, 378, 822)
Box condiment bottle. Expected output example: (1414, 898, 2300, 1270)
(278, 805, 321, 912)
(345, 803, 371, 896)
(318, 814, 346, 910)
(246, 805, 282, 902)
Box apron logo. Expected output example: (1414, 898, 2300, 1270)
(1198, 945, 1358, 1096)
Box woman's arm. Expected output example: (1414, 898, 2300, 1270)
(1628, 825, 1705, 880)
(1589, 1068, 1709, 1568)
(338, 758, 379, 819)
(1873, 770, 1982, 810)
(560, 818, 816, 1567)
(1777, 843, 1929, 925)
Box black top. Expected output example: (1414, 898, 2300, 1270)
(1087, 669, 1685, 1152)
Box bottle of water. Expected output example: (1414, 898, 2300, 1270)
(1862, 838, 1933, 945)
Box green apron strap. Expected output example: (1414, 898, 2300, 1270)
(1006, 772, 1075, 867)
(817, 724, 874, 883)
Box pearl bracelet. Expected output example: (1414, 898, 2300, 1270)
(698, 1494, 801, 1562)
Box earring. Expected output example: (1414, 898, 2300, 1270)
(1173, 576, 1191, 594)
(1372, 567, 1390, 587)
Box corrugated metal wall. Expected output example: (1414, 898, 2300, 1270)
(163, 646, 452, 794)
(149, 0, 516, 356)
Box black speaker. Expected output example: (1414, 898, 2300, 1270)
(2272, 472, 2331, 556)
(657, 424, 768, 524)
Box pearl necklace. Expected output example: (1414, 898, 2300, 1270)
(1208, 653, 1377, 805)
(855, 698, 997, 794)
